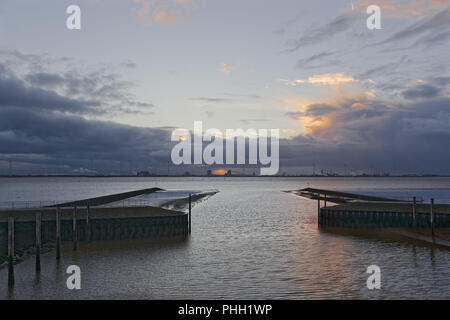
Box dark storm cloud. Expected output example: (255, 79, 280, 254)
(431, 76, 450, 86)
(0, 53, 162, 173)
(3, 95, 450, 174)
(0, 72, 101, 114)
(401, 84, 442, 100)
(0, 107, 172, 168)
(303, 104, 339, 117)
(0, 51, 154, 116)
(279, 94, 450, 174)
(285, 104, 339, 120)
(25, 72, 65, 88)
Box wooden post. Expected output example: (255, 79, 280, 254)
(188, 194, 192, 234)
(318, 209, 321, 226)
(412, 196, 416, 224)
(56, 207, 61, 260)
(86, 205, 90, 242)
(8, 216, 15, 287)
(430, 198, 435, 241)
(73, 206, 78, 251)
(317, 193, 321, 214)
(36, 212, 41, 273)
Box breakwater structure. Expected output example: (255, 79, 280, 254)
(0, 187, 205, 288)
(289, 188, 450, 247)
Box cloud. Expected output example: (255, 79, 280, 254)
(353, 0, 449, 20)
(134, 0, 197, 26)
(418, 30, 450, 47)
(0, 70, 101, 115)
(283, 82, 450, 156)
(279, 73, 356, 86)
(302, 104, 340, 117)
(0, 52, 154, 117)
(0, 52, 162, 174)
(278, 78, 305, 86)
(25, 72, 65, 88)
(3, 48, 450, 175)
(358, 56, 408, 78)
(187, 97, 235, 103)
(401, 84, 442, 100)
(307, 73, 355, 85)
(285, 12, 356, 52)
(285, 111, 303, 120)
(224, 93, 261, 99)
(221, 63, 231, 75)
(431, 76, 450, 86)
(296, 51, 339, 69)
(279, 94, 450, 173)
(375, 7, 450, 46)
(0, 107, 172, 172)
(3, 86, 450, 175)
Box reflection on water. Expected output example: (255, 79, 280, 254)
(1, 177, 450, 299)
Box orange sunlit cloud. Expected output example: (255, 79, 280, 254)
(283, 79, 378, 140)
(307, 72, 356, 85)
(278, 73, 355, 86)
(221, 63, 231, 75)
(134, 0, 197, 26)
(154, 9, 177, 24)
(301, 113, 335, 138)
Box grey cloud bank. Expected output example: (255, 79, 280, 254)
(2, 60, 450, 175)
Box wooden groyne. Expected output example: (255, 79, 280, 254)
(290, 188, 450, 246)
(0, 206, 188, 259)
(0, 188, 195, 288)
(318, 202, 450, 229)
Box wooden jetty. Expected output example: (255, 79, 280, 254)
(0, 188, 194, 288)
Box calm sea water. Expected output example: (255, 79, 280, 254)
(0, 177, 449, 299)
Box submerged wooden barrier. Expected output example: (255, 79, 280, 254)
(0, 187, 210, 289)
(1, 207, 189, 287)
(7, 216, 14, 287)
(317, 200, 450, 229)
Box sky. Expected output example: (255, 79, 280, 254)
(0, 0, 449, 175)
